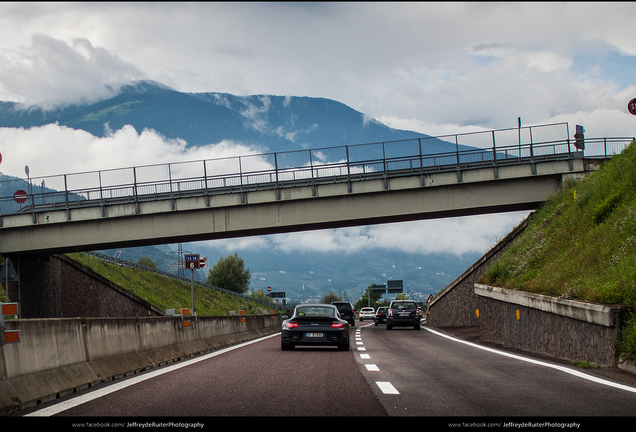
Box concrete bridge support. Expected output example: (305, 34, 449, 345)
(5, 254, 163, 319)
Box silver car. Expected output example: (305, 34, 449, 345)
(359, 307, 375, 321)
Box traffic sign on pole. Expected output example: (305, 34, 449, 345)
(184, 254, 200, 269)
(628, 98, 636, 116)
(13, 190, 27, 204)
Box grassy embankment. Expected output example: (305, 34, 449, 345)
(480, 140, 636, 361)
(0, 252, 277, 316)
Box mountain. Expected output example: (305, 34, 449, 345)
(0, 80, 465, 154)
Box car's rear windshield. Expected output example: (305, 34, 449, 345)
(333, 303, 352, 311)
(392, 302, 417, 310)
(296, 306, 336, 317)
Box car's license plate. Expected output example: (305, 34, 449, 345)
(305, 332, 324, 338)
(399, 312, 410, 316)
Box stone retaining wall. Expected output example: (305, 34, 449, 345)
(475, 284, 629, 367)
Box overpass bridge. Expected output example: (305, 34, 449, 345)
(0, 122, 632, 255)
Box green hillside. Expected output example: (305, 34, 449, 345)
(481, 140, 636, 360)
(65, 253, 281, 316)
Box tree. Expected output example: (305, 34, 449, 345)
(321, 291, 342, 304)
(138, 257, 158, 269)
(207, 253, 251, 294)
(354, 284, 385, 310)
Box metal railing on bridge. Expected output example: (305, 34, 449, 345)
(0, 122, 633, 218)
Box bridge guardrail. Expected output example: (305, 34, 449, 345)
(0, 121, 633, 218)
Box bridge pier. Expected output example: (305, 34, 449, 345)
(4, 254, 162, 318)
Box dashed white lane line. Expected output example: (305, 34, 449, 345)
(357, 324, 400, 395)
(376, 381, 400, 394)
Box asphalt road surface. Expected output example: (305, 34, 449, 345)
(11, 323, 636, 423)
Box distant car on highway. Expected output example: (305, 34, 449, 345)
(331, 301, 356, 326)
(386, 300, 422, 330)
(374, 306, 388, 326)
(359, 307, 375, 321)
(281, 304, 350, 351)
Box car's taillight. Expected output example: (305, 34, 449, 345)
(331, 322, 344, 328)
(285, 322, 299, 328)
(388, 310, 393, 317)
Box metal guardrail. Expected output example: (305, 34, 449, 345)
(84, 251, 288, 312)
(1, 122, 633, 218)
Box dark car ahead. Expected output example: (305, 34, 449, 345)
(331, 301, 356, 326)
(281, 304, 350, 351)
(374, 306, 388, 326)
(386, 300, 422, 330)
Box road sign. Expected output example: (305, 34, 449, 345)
(386, 280, 403, 294)
(629, 98, 636, 116)
(13, 190, 27, 204)
(0, 258, 18, 282)
(1, 303, 19, 316)
(2, 330, 20, 345)
(267, 286, 272, 293)
(184, 254, 200, 269)
(199, 256, 207, 269)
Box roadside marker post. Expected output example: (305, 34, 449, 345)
(1, 302, 21, 345)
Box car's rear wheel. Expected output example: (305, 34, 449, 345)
(338, 342, 350, 351)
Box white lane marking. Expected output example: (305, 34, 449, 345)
(26, 333, 281, 417)
(376, 381, 399, 394)
(365, 364, 380, 371)
(356, 341, 363, 345)
(424, 327, 636, 394)
(360, 353, 371, 359)
(357, 347, 366, 351)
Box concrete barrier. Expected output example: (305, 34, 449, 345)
(0, 314, 281, 415)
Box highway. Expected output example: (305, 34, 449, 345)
(10, 324, 636, 422)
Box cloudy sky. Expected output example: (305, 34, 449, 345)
(0, 2, 634, 257)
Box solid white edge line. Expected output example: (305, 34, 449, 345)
(26, 333, 280, 417)
(424, 327, 636, 394)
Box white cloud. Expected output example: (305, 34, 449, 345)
(0, 124, 264, 183)
(0, 33, 145, 108)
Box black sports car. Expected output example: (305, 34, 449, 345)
(281, 304, 350, 351)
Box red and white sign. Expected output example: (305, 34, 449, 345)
(13, 190, 27, 204)
(629, 98, 636, 116)
(199, 256, 207, 269)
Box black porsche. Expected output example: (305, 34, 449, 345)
(281, 304, 350, 351)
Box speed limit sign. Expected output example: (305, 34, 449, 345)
(628, 98, 636, 116)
